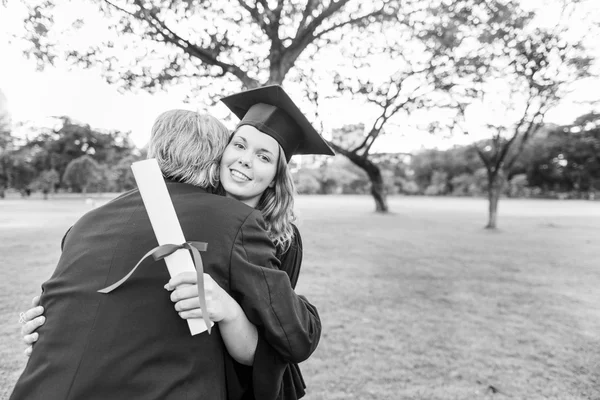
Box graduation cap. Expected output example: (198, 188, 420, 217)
(220, 85, 335, 162)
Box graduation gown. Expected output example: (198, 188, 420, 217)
(10, 182, 321, 400)
(227, 224, 309, 400)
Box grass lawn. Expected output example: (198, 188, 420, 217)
(1, 194, 599, 399)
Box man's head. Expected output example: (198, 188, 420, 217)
(147, 110, 230, 189)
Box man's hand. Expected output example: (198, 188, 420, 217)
(165, 272, 240, 323)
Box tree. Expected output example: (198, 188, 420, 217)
(2, 152, 37, 191)
(20, 1, 398, 95)
(432, 0, 594, 228)
(63, 155, 103, 193)
(31, 169, 60, 199)
(293, 168, 321, 194)
(526, 113, 600, 196)
(424, 170, 449, 195)
(318, 156, 369, 194)
(0, 122, 11, 196)
(19, 0, 404, 209)
(25, 116, 136, 185)
(327, 0, 539, 212)
(0, 114, 11, 152)
(18, 0, 596, 217)
(109, 154, 145, 191)
(0, 99, 13, 196)
(410, 145, 483, 193)
(329, 124, 390, 208)
(328, 10, 451, 211)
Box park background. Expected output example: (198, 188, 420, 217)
(1, 0, 600, 399)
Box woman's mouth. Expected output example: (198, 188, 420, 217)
(230, 169, 251, 181)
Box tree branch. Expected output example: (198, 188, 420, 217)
(474, 144, 493, 172)
(327, 140, 367, 167)
(298, 0, 319, 32)
(290, 0, 351, 53)
(127, 0, 258, 87)
(504, 104, 547, 171)
(272, 0, 285, 22)
(237, 0, 270, 35)
(102, 0, 136, 18)
(491, 93, 536, 173)
(313, 9, 389, 41)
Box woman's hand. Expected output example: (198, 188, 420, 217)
(165, 272, 240, 323)
(21, 295, 46, 357)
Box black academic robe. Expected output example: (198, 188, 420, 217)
(10, 182, 321, 400)
(227, 224, 309, 400)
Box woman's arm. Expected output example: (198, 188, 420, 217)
(228, 212, 321, 364)
(166, 273, 258, 366)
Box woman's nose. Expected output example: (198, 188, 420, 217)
(238, 155, 251, 167)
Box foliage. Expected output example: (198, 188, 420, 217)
(424, 170, 449, 196)
(526, 113, 600, 194)
(15, 0, 597, 214)
(0, 114, 11, 151)
(62, 155, 103, 193)
(17, 0, 403, 212)
(6, 0, 598, 212)
(30, 169, 60, 193)
(318, 159, 367, 194)
(25, 116, 136, 182)
(0, 116, 140, 196)
(293, 168, 321, 195)
(19, 0, 398, 98)
(304, 114, 600, 199)
(421, 0, 595, 227)
(0, 150, 37, 190)
(396, 177, 420, 195)
(411, 146, 483, 192)
(506, 173, 530, 197)
(109, 154, 144, 191)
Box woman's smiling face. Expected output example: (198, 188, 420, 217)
(219, 125, 280, 208)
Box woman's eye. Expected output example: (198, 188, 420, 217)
(258, 154, 271, 163)
(233, 142, 245, 149)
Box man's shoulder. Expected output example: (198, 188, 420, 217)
(196, 195, 263, 227)
(168, 183, 263, 226)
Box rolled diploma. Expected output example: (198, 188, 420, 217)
(131, 158, 212, 335)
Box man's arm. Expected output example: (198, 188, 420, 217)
(60, 226, 73, 251)
(229, 211, 321, 364)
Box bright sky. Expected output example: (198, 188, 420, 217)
(0, 0, 598, 153)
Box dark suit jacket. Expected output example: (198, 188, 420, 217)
(10, 182, 321, 400)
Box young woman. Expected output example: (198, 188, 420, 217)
(20, 85, 334, 400)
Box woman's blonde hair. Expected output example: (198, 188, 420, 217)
(256, 146, 297, 253)
(147, 110, 230, 189)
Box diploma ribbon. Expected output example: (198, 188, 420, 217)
(98, 241, 212, 334)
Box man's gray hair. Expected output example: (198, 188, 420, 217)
(147, 110, 230, 188)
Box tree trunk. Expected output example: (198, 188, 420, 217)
(368, 170, 389, 213)
(486, 173, 503, 229)
(325, 142, 389, 213)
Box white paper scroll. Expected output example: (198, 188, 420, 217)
(131, 158, 212, 336)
